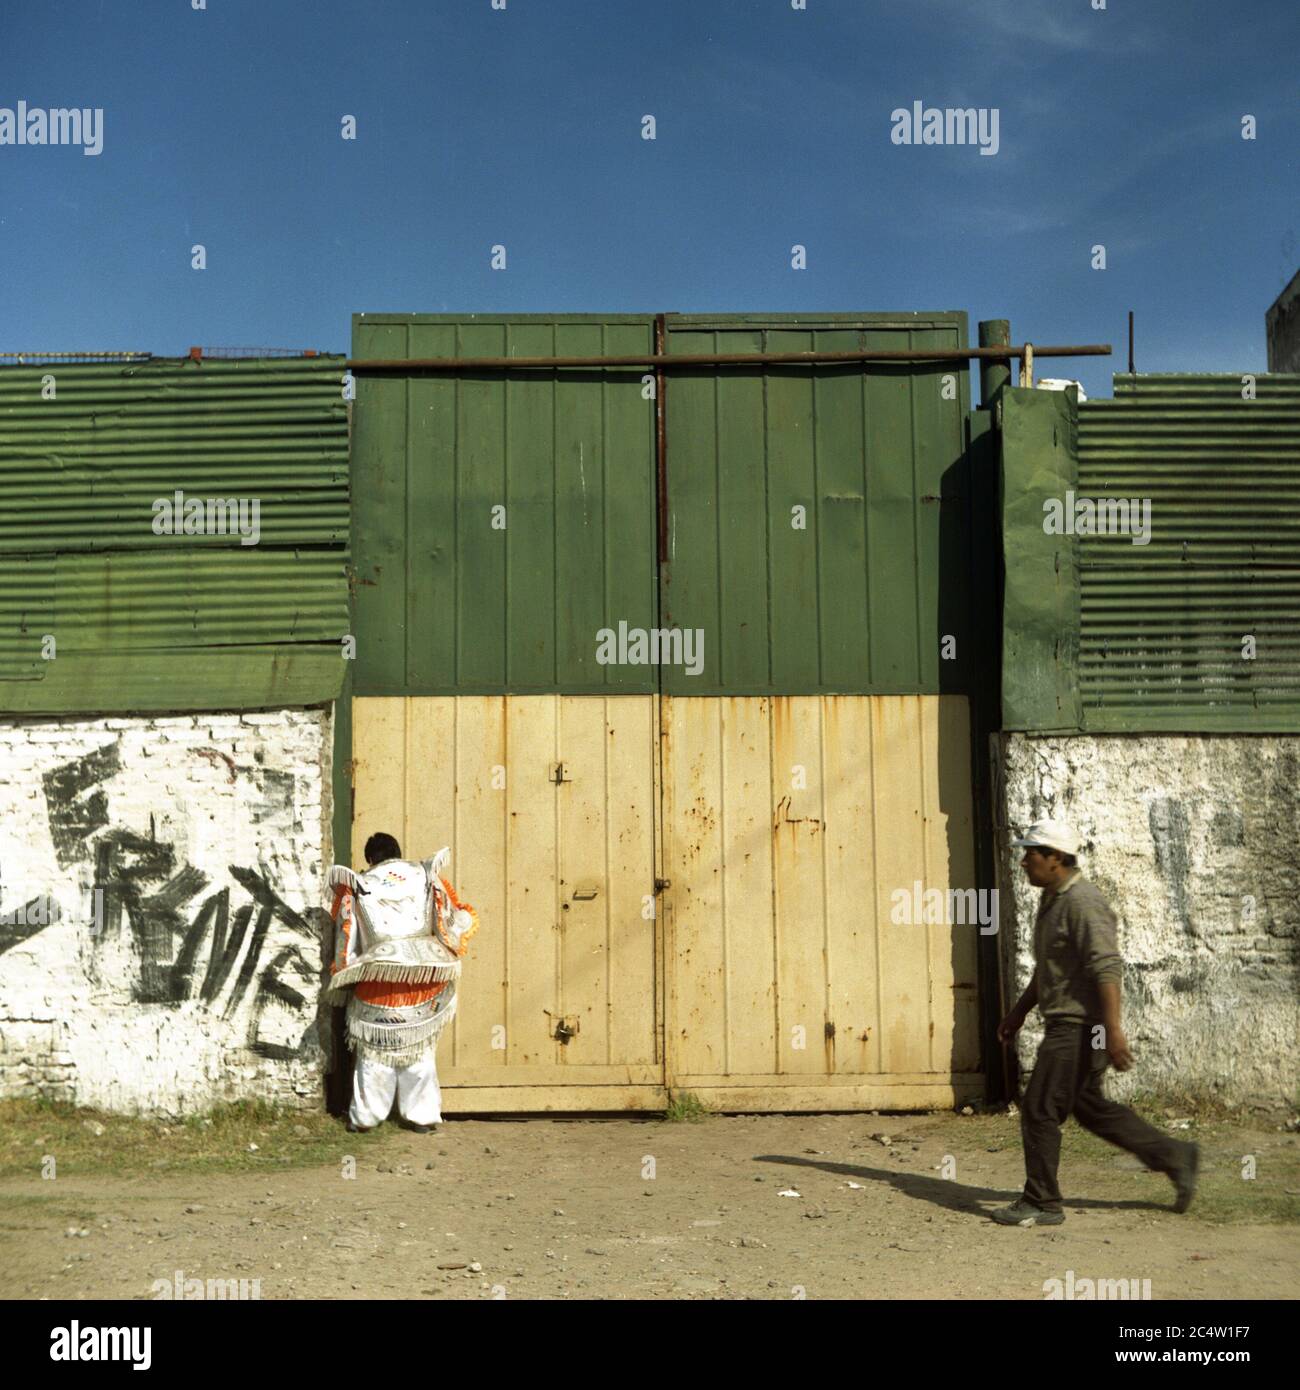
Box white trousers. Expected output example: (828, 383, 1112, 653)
(349, 1051, 442, 1128)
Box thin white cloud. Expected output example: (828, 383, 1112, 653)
(907, 0, 1155, 58)
(976, 0, 1107, 52)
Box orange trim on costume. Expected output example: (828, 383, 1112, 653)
(329, 886, 352, 976)
(440, 875, 479, 957)
(355, 978, 448, 1007)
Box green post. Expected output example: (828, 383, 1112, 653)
(978, 319, 1011, 410)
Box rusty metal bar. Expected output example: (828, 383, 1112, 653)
(654, 314, 668, 565)
(348, 343, 1111, 373)
(0, 350, 152, 361)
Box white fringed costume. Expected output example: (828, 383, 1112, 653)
(327, 849, 478, 1127)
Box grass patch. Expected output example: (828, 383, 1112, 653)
(940, 1104, 1300, 1224)
(0, 1192, 100, 1223)
(663, 1091, 709, 1124)
(1063, 1113, 1300, 1224)
(1121, 1089, 1274, 1126)
(0, 1097, 366, 1179)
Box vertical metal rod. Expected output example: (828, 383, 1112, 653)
(1128, 311, 1135, 374)
(654, 315, 668, 565)
(978, 320, 1011, 407)
(1020, 342, 1035, 388)
(975, 319, 1012, 1101)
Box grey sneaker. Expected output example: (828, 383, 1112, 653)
(990, 1198, 1065, 1227)
(1170, 1142, 1199, 1214)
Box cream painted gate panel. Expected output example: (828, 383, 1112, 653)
(351, 696, 664, 1111)
(662, 695, 982, 1112)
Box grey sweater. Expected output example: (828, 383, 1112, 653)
(1032, 873, 1122, 1021)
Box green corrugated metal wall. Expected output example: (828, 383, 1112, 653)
(0, 356, 350, 712)
(1079, 375, 1300, 728)
(1001, 374, 1300, 732)
(351, 311, 973, 697)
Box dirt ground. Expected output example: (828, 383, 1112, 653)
(4, 1108, 1298, 1301)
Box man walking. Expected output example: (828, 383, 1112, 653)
(993, 820, 1198, 1226)
(327, 833, 478, 1134)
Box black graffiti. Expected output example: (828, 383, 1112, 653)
(42, 741, 122, 867)
(93, 831, 210, 1003)
(89, 832, 321, 1049)
(18, 741, 326, 1060)
(0, 891, 61, 956)
(249, 943, 319, 1060)
(133, 867, 320, 1058)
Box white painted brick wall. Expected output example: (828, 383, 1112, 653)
(996, 733, 1300, 1106)
(0, 708, 334, 1116)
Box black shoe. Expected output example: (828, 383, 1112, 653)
(1171, 1142, 1199, 1213)
(345, 1120, 375, 1133)
(407, 1122, 438, 1134)
(990, 1198, 1065, 1226)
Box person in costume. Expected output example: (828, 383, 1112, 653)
(327, 832, 478, 1133)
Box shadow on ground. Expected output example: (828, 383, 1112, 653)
(755, 1154, 1175, 1216)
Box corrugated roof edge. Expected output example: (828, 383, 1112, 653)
(352, 311, 966, 327)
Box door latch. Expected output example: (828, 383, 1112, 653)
(551, 762, 572, 784)
(654, 877, 671, 893)
(549, 1014, 580, 1044)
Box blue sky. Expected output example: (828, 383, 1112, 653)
(1, 0, 1295, 399)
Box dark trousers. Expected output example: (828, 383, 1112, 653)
(1021, 1018, 1187, 1212)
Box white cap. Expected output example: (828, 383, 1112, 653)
(1011, 819, 1081, 856)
